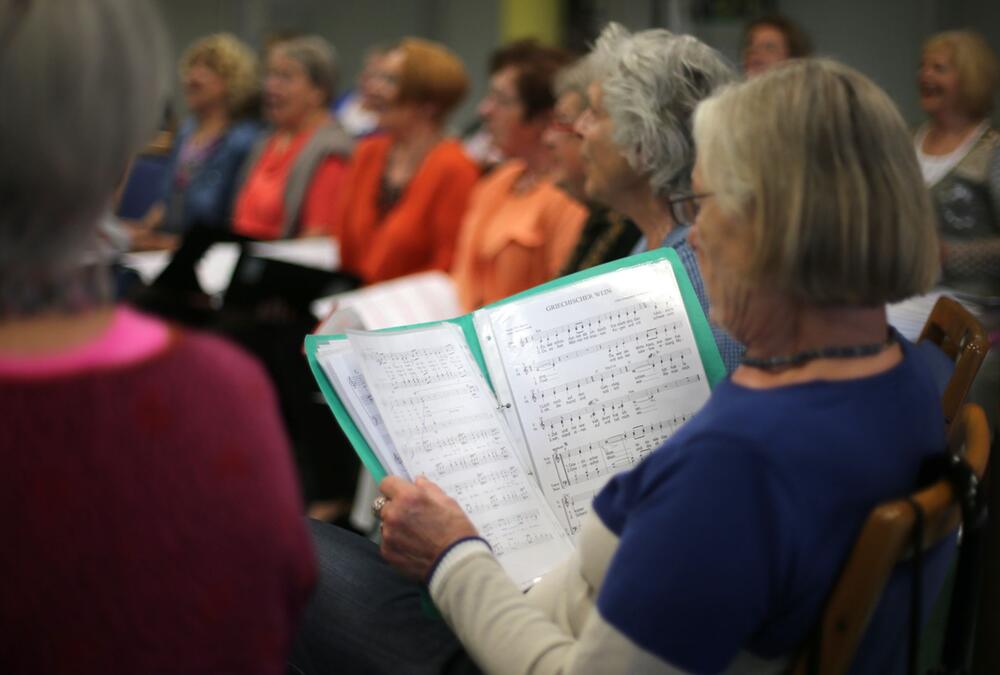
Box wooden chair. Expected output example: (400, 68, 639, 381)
(918, 297, 989, 427)
(790, 403, 991, 675)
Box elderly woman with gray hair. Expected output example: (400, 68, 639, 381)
(293, 30, 950, 675)
(547, 54, 642, 275)
(231, 35, 352, 240)
(575, 23, 743, 371)
(0, 2, 315, 672)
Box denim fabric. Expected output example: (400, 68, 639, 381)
(160, 118, 261, 233)
(288, 520, 480, 675)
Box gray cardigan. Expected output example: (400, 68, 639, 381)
(236, 119, 353, 238)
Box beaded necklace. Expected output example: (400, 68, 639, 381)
(741, 332, 895, 371)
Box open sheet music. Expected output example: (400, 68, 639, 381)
(307, 249, 726, 588)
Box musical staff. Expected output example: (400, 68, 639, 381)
(526, 322, 682, 372)
(346, 323, 573, 590)
(557, 489, 597, 535)
(481, 258, 713, 535)
(547, 415, 691, 489)
(516, 302, 655, 348)
(533, 347, 693, 400)
(539, 375, 701, 428)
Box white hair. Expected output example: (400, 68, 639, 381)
(0, 0, 170, 316)
(554, 54, 597, 100)
(592, 23, 735, 197)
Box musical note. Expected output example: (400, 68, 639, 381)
(479, 258, 713, 535)
(539, 375, 701, 428)
(345, 324, 573, 590)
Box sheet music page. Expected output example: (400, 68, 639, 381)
(887, 288, 983, 342)
(120, 243, 240, 296)
(478, 260, 712, 535)
(313, 272, 461, 332)
(250, 236, 340, 271)
(473, 312, 535, 476)
(347, 324, 573, 589)
(316, 341, 410, 479)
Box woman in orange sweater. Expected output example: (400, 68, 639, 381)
(333, 39, 479, 284)
(451, 42, 587, 310)
(232, 36, 352, 240)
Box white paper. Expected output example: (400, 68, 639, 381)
(120, 250, 171, 284)
(313, 272, 461, 332)
(887, 289, 984, 342)
(195, 243, 241, 296)
(121, 243, 240, 296)
(249, 237, 340, 271)
(347, 324, 573, 589)
(478, 260, 712, 535)
(316, 341, 410, 479)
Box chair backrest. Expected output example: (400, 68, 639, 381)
(790, 403, 991, 675)
(116, 152, 173, 220)
(918, 297, 989, 427)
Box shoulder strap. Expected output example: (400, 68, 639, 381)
(281, 120, 353, 238)
(233, 132, 270, 206)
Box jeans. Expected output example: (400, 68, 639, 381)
(288, 519, 480, 675)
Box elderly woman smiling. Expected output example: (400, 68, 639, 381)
(292, 49, 945, 675)
(574, 24, 742, 371)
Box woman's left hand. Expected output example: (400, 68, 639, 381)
(378, 475, 479, 581)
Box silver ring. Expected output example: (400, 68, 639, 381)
(372, 495, 388, 518)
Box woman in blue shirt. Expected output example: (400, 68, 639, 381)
(292, 49, 946, 675)
(130, 33, 259, 248)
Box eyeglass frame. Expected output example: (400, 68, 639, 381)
(666, 191, 714, 224)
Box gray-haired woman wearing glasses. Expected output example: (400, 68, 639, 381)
(573, 24, 743, 371)
(293, 51, 946, 675)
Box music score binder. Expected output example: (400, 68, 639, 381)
(305, 248, 725, 588)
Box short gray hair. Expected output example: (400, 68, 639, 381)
(275, 36, 338, 105)
(0, 0, 170, 316)
(693, 59, 939, 304)
(591, 23, 735, 197)
(554, 54, 596, 100)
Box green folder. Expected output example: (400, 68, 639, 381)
(305, 247, 725, 483)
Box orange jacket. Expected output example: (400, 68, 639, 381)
(233, 124, 348, 240)
(452, 161, 587, 311)
(333, 136, 479, 284)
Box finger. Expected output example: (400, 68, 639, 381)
(379, 475, 412, 499)
(414, 475, 447, 497)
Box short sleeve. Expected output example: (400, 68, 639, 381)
(593, 440, 782, 673)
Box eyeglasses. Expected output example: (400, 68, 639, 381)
(666, 192, 713, 224)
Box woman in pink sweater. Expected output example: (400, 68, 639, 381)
(0, 2, 315, 673)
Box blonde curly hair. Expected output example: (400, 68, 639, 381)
(180, 33, 259, 116)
